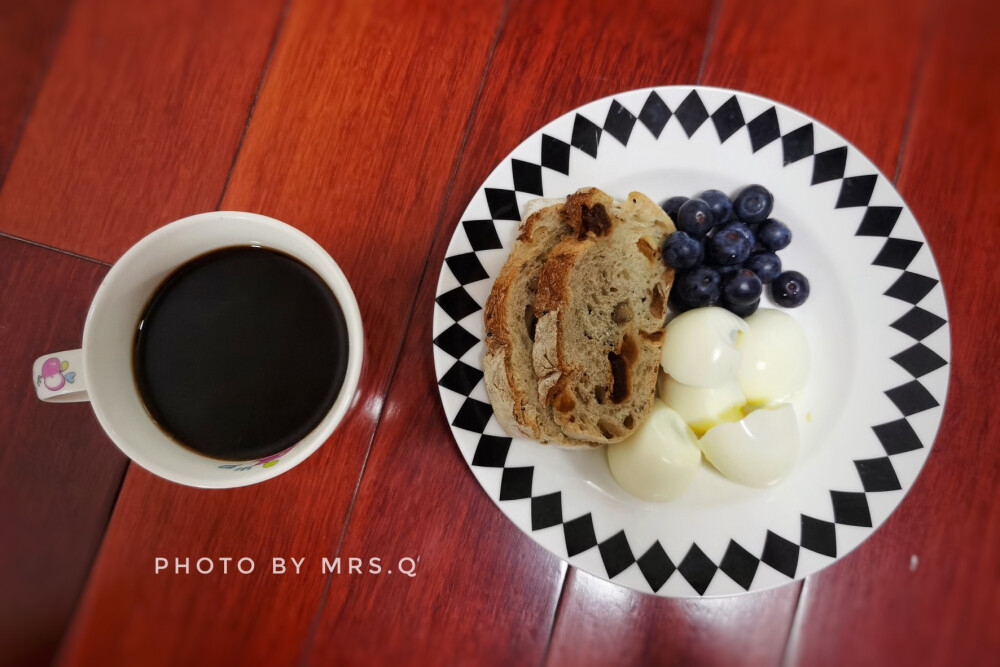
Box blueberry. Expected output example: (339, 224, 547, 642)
(758, 218, 792, 251)
(722, 268, 763, 306)
(713, 262, 742, 281)
(722, 297, 760, 318)
(744, 251, 782, 283)
(669, 288, 698, 313)
(675, 266, 721, 307)
(676, 198, 715, 238)
(660, 196, 688, 222)
(707, 222, 754, 265)
(772, 270, 810, 308)
(698, 189, 733, 224)
(662, 231, 704, 269)
(733, 184, 773, 224)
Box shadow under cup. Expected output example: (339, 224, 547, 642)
(82, 212, 363, 488)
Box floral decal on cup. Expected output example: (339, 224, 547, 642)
(36, 357, 76, 391)
(217, 446, 293, 472)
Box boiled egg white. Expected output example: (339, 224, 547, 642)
(698, 404, 799, 487)
(607, 401, 702, 502)
(658, 373, 746, 436)
(661, 307, 748, 387)
(737, 309, 810, 404)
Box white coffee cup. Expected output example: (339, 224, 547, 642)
(31, 211, 363, 488)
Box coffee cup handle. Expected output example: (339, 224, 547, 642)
(32, 349, 89, 403)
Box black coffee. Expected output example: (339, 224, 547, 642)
(134, 246, 349, 460)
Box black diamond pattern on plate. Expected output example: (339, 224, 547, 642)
(886, 380, 940, 416)
(511, 159, 544, 196)
(439, 90, 952, 599)
(637, 542, 675, 592)
(499, 467, 533, 501)
(801, 515, 837, 557)
(531, 492, 563, 530)
(891, 307, 947, 340)
(831, 491, 873, 527)
(445, 252, 489, 285)
(835, 174, 878, 208)
(711, 95, 745, 143)
(571, 114, 603, 158)
(433, 323, 479, 358)
(856, 206, 902, 237)
(638, 91, 671, 138)
(719, 540, 759, 590)
(603, 100, 637, 146)
(782, 124, 815, 165)
(884, 272, 938, 304)
(564, 514, 598, 556)
(471, 435, 511, 468)
(812, 147, 848, 184)
(873, 419, 924, 455)
(892, 343, 947, 378)
(436, 287, 481, 321)
(599, 530, 636, 578)
(541, 134, 571, 175)
(873, 238, 923, 270)
(485, 188, 520, 220)
(451, 397, 493, 433)
(761, 531, 799, 578)
(438, 361, 483, 395)
(678, 545, 717, 595)
(747, 107, 781, 153)
(855, 457, 903, 492)
(674, 90, 709, 137)
(462, 219, 503, 251)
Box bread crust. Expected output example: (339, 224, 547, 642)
(533, 189, 675, 444)
(483, 201, 574, 444)
(483, 188, 675, 448)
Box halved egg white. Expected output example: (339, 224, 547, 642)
(661, 307, 747, 388)
(737, 308, 809, 404)
(697, 403, 800, 488)
(657, 373, 745, 436)
(607, 401, 702, 502)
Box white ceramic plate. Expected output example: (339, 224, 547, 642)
(432, 86, 950, 597)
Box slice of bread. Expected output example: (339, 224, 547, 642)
(483, 198, 574, 444)
(533, 189, 675, 444)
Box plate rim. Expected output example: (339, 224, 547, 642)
(432, 84, 951, 597)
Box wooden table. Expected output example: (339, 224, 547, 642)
(2, 0, 998, 664)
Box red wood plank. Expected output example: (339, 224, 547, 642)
(0, 238, 126, 667)
(0, 0, 71, 182)
(0, 0, 285, 261)
(543, 0, 930, 664)
(702, 0, 928, 177)
(788, 0, 1000, 663)
(304, 0, 715, 664)
(549, 569, 799, 667)
(57, 0, 503, 664)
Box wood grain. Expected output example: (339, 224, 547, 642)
(788, 0, 1000, 663)
(304, 0, 716, 664)
(0, 238, 126, 667)
(543, 0, 929, 664)
(57, 0, 504, 664)
(0, 0, 71, 183)
(548, 569, 799, 667)
(0, 0, 285, 261)
(424, 0, 715, 177)
(702, 0, 930, 177)
(4, 0, 994, 663)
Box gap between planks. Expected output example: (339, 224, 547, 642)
(295, 2, 512, 664)
(780, 0, 937, 663)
